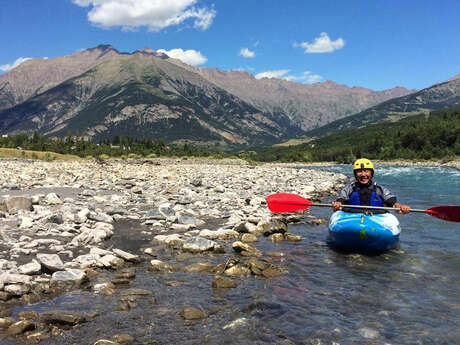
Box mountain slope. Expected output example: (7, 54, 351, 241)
(0, 52, 301, 147)
(0, 45, 119, 112)
(0, 45, 416, 146)
(164, 58, 413, 131)
(306, 76, 460, 138)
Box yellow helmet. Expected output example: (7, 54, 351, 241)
(353, 158, 374, 171)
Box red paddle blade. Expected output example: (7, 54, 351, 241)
(425, 205, 460, 222)
(266, 193, 313, 213)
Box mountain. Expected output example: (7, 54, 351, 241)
(0, 45, 414, 146)
(165, 58, 413, 130)
(307, 76, 460, 138)
(0, 45, 119, 112)
(0, 50, 301, 147)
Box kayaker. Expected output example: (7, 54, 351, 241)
(332, 158, 411, 214)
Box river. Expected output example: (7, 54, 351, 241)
(3, 165, 459, 345)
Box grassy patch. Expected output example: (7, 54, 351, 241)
(0, 148, 81, 161)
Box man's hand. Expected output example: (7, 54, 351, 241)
(332, 201, 343, 212)
(394, 202, 411, 214)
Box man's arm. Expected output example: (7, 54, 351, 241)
(333, 184, 353, 211)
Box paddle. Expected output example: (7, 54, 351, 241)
(266, 193, 460, 222)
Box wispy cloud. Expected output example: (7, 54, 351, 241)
(239, 48, 255, 58)
(157, 48, 207, 66)
(71, 0, 216, 31)
(255, 70, 290, 79)
(294, 32, 345, 53)
(255, 69, 323, 84)
(0, 57, 32, 72)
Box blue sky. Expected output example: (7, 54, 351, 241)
(1, 0, 459, 90)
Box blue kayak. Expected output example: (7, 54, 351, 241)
(328, 211, 401, 253)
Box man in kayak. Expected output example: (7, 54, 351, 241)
(332, 158, 411, 214)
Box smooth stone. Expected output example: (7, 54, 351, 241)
(44, 193, 62, 205)
(6, 196, 33, 213)
(50, 269, 86, 285)
(40, 310, 85, 325)
(284, 233, 302, 242)
(177, 215, 205, 226)
(222, 318, 249, 330)
(36, 253, 64, 272)
(232, 241, 263, 257)
(241, 233, 258, 243)
(212, 275, 237, 288)
(0, 273, 32, 285)
(4, 284, 31, 296)
(270, 233, 284, 242)
(149, 260, 177, 273)
(0, 317, 14, 329)
(182, 237, 219, 253)
(7, 320, 35, 336)
(181, 307, 208, 320)
(184, 262, 214, 273)
(112, 248, 139, 262)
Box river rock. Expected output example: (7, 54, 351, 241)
(98, 255, 124, 268)
(112, 334, 135, 344)
(40, 310, 86, 325)
(154, 234, 184, 247)
(181, 307, 208, 320)
(4, 284, 30, 296)
(158, 203, 175, 218)
(74, 254, 100, 268)
(0, 317, 14, 329)
(50, 269, 87, 286)
(18, 260, 42, 275)
(184, 262, 215, 273)
(212, 275, 237, 288)
(222, 317, 248, 330)
(44, 193, 62, 205)
(241, 233, 258, 243)
(0, 273, 32, 285)
(224, 264, 251, 276)
(232, 241, 263, 257)
(177, 215, 205, 226)
(112, 248, 139, 262)
(182, 237, 221, 253)
(7, 320, 35, 336)
(270, 233, 284, 242)
(284, 233, 302, 242)
(199, 229, 239, 240)
(36, 253, 64, 272)
(149, 260, 177, 273)
(6, 196, 33, 214)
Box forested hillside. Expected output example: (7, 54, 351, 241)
(249, 107, 460, 162)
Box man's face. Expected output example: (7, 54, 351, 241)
(355, 168, 373, 184)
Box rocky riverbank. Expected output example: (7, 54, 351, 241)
(0, 158, 346, 343)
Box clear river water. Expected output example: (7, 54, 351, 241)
(3, 165, 459, 345)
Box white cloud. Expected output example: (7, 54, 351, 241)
(0, 57, 32, 72)
(255, 69, 323, 84)
(294, 32, 345, 53)
(71, 0, 216, 31)
(255, 70, 290, 79)
(239, 48, 255, 58)
(157, 48, 207, 66)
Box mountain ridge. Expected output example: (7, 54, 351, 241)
(0, 44, 418, 147)
(306, 77, 460, 138)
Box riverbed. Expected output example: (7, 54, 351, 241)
(1, 161, 459, 345)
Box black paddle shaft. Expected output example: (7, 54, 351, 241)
(312, 203, 426, 213)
